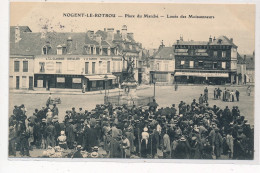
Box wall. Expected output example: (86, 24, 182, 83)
(9, 56, 34, 89)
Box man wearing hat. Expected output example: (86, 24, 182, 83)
(125, 127, 135, 154)
(52, 104, 59, 117)
(46, 122, 56, 147)
(174, 136, 190, 159)
(9, 126, 16, 156)
(72, 145, 83, 158)
(66, 119, 75, 149)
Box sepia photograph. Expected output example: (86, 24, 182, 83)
(8, 2, 256, 160)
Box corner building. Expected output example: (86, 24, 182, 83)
(173, 36, 237, 84)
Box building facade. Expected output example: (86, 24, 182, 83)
(9, 55, 34, 90)
(150, 43, 175, 84)
(10, 25, 144, 91)
(173, 36, 237, 84)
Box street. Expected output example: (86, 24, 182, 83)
(9, 85, 254, 124)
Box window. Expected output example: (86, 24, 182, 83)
(85, 62, 89, 74)
(198, 61, 204, 67)
(56, 62, 62, 73)
(164, 64, 168, 71)
(189, 61, 194, 68)
(42, 46, 48, 55)
(57, 47, 62, 55)
(222, 51, 226, 58)
(92, 62, 96, 74)
(92, 81, 96, 87)
(23, 61, 28, 72)
(154, 73, 167, 82)
(39, 62, 45, 72)
(213, 51, 217, 57)
(14, 61, 20, 72)
(222, 62, 226, 69)
(156, 63, 160, 70)
(107, 61, 110, 73)
(213, 62, 218, 69)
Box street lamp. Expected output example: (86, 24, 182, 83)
(153, 76, 156, 99)
(104, 75, 108, 103)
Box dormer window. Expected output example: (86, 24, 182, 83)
(57, 45, 63, 55)
(42, 45, 51, 55)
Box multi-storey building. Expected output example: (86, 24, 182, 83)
(10, 26, 35, 90)
(244, 52, 255, 83)
(10, 25, 143, 91)
(150, 42, 175, 84)
(173, 36, 238, 84)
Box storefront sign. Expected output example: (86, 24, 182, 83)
(57, 77, 65, 83)
(73, 78, 82, 83)
(175, 72, 228, 77)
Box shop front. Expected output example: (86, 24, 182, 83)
(174, 71, 230, 84)
(34, 74, 84, 89)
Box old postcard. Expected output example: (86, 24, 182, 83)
(8, 2, 255, 160)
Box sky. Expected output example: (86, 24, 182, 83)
(10, 2, 255, 54)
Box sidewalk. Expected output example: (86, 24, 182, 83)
(10, 85, 151, 95)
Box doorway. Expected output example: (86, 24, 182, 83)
(29, 76, 33, 90)
(65, 77, 72, 88)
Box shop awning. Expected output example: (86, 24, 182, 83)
(100, 74, 117, 80)
(85, 74, 117, 81)
(84, 75, 104, 81)
(174, 72, 229, 78)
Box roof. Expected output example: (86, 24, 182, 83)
(174, 36, 237, 48)
(209, 36, 237, 48)
(10, 28, 87, 55)
(176, 41, 209, 46)
(244, 55, 255, 70)
(237, 53, 246, 64)
(152, 47, 174, 59)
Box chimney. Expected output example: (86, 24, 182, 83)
(176, 40, 179, 44)
(67, 37, 73, 54)
(213, 36, 216, 41)
(244, 55, 246, 61)
(127, 33, 134, 40)
(106, 28, 114, 41)
(41, 25, 48, 39)
(95, 34, 102, 45)
(180, 35, 183, 41)
(121, 25, 127, 40)
(15, 26, 21, 43)
(87, 30, 94, 39)
(104, 28, 106, 32)
(230, 38, 233, 43)
(209, 35, 212, 43)
(116, 30, 120, 34)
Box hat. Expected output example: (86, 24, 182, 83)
(90, 152, 99, 158)
(42, 118, 47, 122)
(180, 136, 186, 141)
(76, 145, 82, 150)
(93, 146, 99, 151)
(194, 128, 199, 133)
(192, 136, 197, 141)
(143, 127, 148, 132)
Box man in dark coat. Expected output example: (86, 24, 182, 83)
(66, 120, 76, 149)
(52, 104, 59, 116)
(46, 122, 56, 147)
(174, 136, 190, 159)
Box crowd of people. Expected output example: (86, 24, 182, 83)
(9, 91, 254, 160)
